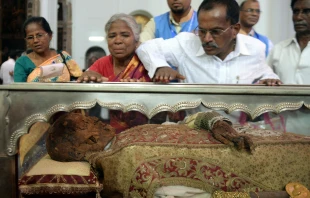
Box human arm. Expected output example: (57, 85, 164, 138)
(136, 36, 186, 82)
(256, 44, 282, 86)
(0, 65, 3, 81)
(139, 18, 156, 42)
(76, 58, 109, 83)
(185, 111, 254, 153)
(14, 58, 28, 82)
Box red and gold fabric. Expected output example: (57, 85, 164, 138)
(86, 124, 310, 198)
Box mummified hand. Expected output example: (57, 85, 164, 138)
(212, 120, 254, 153)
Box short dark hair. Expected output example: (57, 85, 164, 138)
(291, 0, 298, 9)
(239, 0, 258, 10)
(22, 16, 53, 38)
(8, 50, 23, 60)
(198, 0, 240, 25)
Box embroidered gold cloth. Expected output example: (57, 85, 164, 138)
(86, 124, 310, 198)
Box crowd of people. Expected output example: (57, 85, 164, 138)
(0, 0, 309, 131)
(0, 0, 307, 86)
(5, 0, 310, 197)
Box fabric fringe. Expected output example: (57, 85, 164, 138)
(19, 183, 103, 195)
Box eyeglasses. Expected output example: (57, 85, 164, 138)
(194, 25, 233, 38)
(293, 9, 310, 16)
(241, 8, 262, 14)
(25, 33, 48, 41)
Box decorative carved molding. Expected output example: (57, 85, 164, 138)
(202, 101, 305, 119)
(149, 101, 201, 118)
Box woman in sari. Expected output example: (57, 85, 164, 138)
(14, 16, 82, 82)
(77, 13, 151, 133)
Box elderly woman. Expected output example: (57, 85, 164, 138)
(77, 13, 150, 83)
(77, 13, 151, 133)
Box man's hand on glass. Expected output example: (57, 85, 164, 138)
(153, 67, 186, 83)
(258, 78, 282, 86)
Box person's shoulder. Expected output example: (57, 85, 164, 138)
(154, 12, 169, 21)
(254, 31, 269, 39)
(155, 11, 169, 18)
(58, 50, 72, 57)
(15, 55, 29, 63)
(2, 59, 15, 67)
(96, 55, 110, 62)
(175, 32, 198, 40)
(273, 38, 294, 49)
(238, 33, 265, 48)
(91, 55, 111, 67)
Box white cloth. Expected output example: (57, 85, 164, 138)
(267, 37, 310, 135)
(136, 32, 279, 83)
(267, 37, 310, 84)
(154, 186, 211, 198)
(40, 63, 64, 79)
(0, 58, 15, 84)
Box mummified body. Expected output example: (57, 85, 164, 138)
(46, 112, 115, 162)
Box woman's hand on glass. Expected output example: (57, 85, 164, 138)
(76, 70, 108, 83)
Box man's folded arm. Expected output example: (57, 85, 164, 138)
(136, 38, 171, 78)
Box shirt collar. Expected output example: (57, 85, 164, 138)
(239, 28, 255, 36)
(234, 34, 251, 56)
(169, 7, 194, 25)
(281, 37, 299, 48)
(248, 29, 255, 37)
(195, 34, 251, 57)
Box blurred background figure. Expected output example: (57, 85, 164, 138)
(239, 0, 273, 57)
(140, 0, 198, 42)
(84, 46, 106, 72)
(0, 49, 23, 84)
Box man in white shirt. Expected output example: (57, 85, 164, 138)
(140, 0, 198, 42)
(136, 0, 281, 86)
(267, 0, 310, 135)
(0, 50, 21, 85)
(267, 0, 310, 84)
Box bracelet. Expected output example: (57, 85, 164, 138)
(194, 111, 232, 131)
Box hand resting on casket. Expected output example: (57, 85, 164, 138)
(212, 121, 254, 152)
(186, 111, 254, 153)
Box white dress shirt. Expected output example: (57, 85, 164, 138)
(137, 32, 279, 84)
(267, 37, 310, 84)
(0, 58, 15, 84)
(267, 37, 310, 136)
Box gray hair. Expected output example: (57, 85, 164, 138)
(105, 13, 140, 42)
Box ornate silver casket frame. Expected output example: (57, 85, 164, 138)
(0, 83, 310, 197)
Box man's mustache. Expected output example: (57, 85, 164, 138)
(202, 42, 219, 48)
(294, 21, 307, 26)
